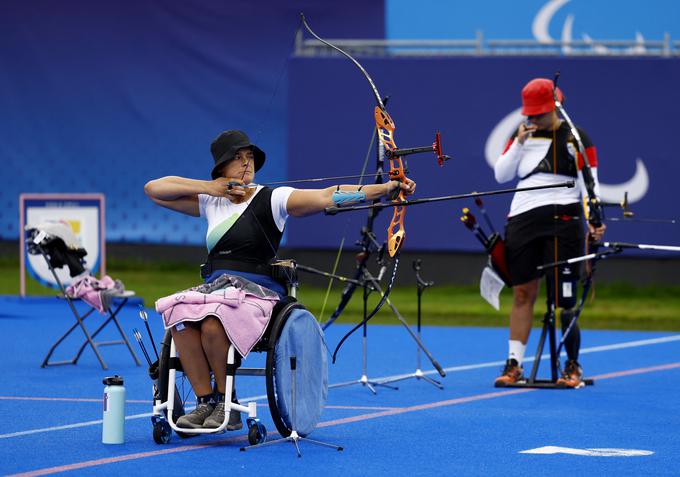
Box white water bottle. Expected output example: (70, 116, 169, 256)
(102, 375, 125, 444)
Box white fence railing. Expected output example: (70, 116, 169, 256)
(295, 31, 679, 57)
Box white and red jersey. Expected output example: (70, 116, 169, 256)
(494, 121, 600, 218)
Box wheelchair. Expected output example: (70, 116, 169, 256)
(149, 263, 328, 446)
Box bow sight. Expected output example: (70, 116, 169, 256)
(384, 131, 450, 167)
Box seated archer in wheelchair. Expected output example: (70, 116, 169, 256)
(144, 130, 416, 441)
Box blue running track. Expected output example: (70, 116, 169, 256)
(1, 296, 679, 476)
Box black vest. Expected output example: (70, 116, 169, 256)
(520, 122, 588, 180)
(206, 187, 283, 267)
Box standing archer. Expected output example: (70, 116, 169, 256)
(492, 78, 606, 388)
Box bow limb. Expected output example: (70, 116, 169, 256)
(302, 13, 409, 257)
(322, 279, 358, 331)
(300, 14, 384, 109)
(552, 73, 603, 357)
(299, 14, 408, 342)
(319, 105, 383, 325)
(553, 72, 603, 228)
(321, 250, 372, 330)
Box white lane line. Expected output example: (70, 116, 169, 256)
(13, 364, 675, 477)
(375, 333, 680, 383)
(0, 396, 148, 403)
(579, 334, 680, 353)
(0, 413, 150, 439)
(2, 333, 679, 439)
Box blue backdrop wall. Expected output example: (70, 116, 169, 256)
(2, 1, 679, 254)
(387, 0, 680, 41)
(287, 56, 680, 253)
(1, 0, 383, 246)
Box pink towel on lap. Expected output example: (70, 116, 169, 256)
(156, 286, 279, 358)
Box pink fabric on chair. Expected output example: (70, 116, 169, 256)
(155, 277, 280, 358)
(66, 274, 126, 313)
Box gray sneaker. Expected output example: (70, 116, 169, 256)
(203, 401, 243, 430)
(176, 402, 214, 429)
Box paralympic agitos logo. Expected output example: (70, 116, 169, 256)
(483, 108, 649, 204)
(483, 0, 650, 204)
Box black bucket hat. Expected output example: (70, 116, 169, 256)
(210, 130, 266, 179)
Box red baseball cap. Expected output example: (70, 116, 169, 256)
(521, 78, 564, 116)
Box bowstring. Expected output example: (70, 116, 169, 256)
(241, 16, 379, 303)
(318, 127, 377, 322)
(300, 14, 388, 324)
(252, 16, 303, 143)
(247, 201, 296, 287)
(224, 18, 302, 288)
(331, 252, 400, 362)
(235, 17, 313, 294)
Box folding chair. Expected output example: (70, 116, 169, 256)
(26, 225, 141, 370)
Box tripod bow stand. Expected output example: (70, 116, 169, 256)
(380, 259, 443, 389)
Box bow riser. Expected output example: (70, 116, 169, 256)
(374, 106, 408, 257)
(387, 209, 406, 256)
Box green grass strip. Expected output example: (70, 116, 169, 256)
(3, 258, 679, 331)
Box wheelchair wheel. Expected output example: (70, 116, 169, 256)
(265, 300, 328, 438)
(152, 419, 171, 444)
(156, 329, 193, 439)
(247, 418, 267, 445)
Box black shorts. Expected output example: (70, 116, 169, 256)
(504, 203, 585, 286)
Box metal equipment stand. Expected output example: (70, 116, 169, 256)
(498, 295, 594, 389)
(380, 259, 443, 389)
(241, 357, 343, 456)
(37, 245, 140, 370)
(328, 261, 399, 394)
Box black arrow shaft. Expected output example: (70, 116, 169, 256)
(325, 181, 575, 215)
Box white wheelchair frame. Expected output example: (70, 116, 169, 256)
(151, 263, 302, 445)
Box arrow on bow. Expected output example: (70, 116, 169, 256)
(325, 180, 575, 215)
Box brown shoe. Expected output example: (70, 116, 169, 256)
(202, 401, 244, 430)
(494, 359, 523, 387)
(557, 360, 584, 388)
(176, 402, 214, 429)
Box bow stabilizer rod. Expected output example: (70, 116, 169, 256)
(537, 240, 680, 270)
(596, 241, 680, 252)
